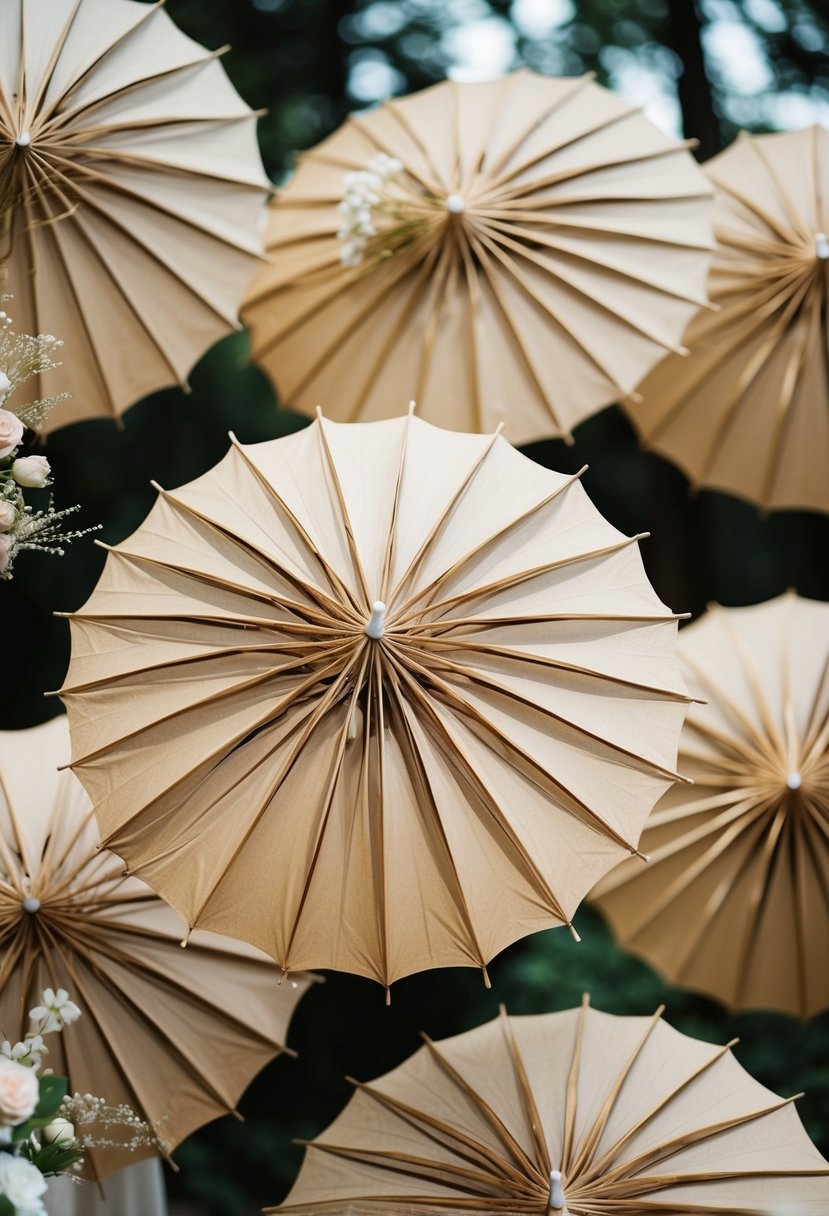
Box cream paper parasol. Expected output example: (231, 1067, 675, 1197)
(624, 126, 829, 512)
(0, 715, 315, 1180)
(58, 410, 691, 991)
(0, 0, 269, 430)
(242, 70, 713, 444)
(267, 997, 829, 1215)
(592, 592, 829, 1018)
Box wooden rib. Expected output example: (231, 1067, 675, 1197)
(397, 533, 652, 630)
(388, 655, 590, 908)
(567, 1006, 665, 1180)
(392, 639, 688, 782)
(496, 1007, 550, 1178)
(390, 467, 586, 622)
(561, 994, 590, 1175)
(404, 632, 691, 702)
(385, 427, 503, 613)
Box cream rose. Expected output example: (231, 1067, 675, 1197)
(0, 533, 12, 575)
(0, 500, 15, 532)
(12, 455, 50, 489)
(0, 1056, 39, 1125)
(0, 409, 23, 459)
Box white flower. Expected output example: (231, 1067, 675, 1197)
(42, 1117, 75, 1146)
(0, 371, 10, 404)
(29, 989, 81, 1035)
(336, 153, 403, 268)
(0, 500, 16, 532)
(0, 1155, 48, 1216)
(11, 455, 50, 489)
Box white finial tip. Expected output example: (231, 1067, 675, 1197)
(22, 897, 41, 913)
(14, 132, 30, 147)
(445, 193, 465, 214)
(365, 600, 387, 640)
(816, 232, 829, 259)
(549, 1169, 565, 1210)
(787, 771, 802, 790)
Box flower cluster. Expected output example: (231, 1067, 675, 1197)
(0, 991, 165, 1214)
(0, 299, 99, 579)
(0, 990, 85, 1216)
(337, 153, 403, 267)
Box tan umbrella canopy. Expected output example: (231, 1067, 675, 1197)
(592, 592, 829, 1019)
(0, 0, 269, 430)
(624, 126, 829, 513)
(242, 70, 713, 445)
(58, 412, 691, 990)
(268, 997, 829, 1215)
(0, 715, 315, 1180)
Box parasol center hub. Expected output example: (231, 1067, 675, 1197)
(786, 770, 802, 790)
(445, 194, 466, 214)
(364, 601, 387, 640)
(22, 897, 41, 913)
(14, 132, 31, 148)
(548, 1169, 566, 1212)
(816, 232, 829, 260)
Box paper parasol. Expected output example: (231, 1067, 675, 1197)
(58, 411, 691, 990)
(592, 592, 829, 1018)
(268, 997, 829, 1215)
(624, 126, 829, 513)
(0, 715, 315, 1180)
(242, 70, 713, 445)
(0, 0, 269, 430)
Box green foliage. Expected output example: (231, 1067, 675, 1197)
(0, 1195, 14, 1216)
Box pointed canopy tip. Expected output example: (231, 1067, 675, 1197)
(408, 399, 416, 415)
(568, 923, 582, 944)
(481, 965, 491, 989)
(232, 1109, 245, 1123)
(385, 986, 391, 1006)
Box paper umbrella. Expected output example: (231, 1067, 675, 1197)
(243, 70, 714, 445)
(592, 592, 829, 1018)
(268, 998, 829, 1214)
(58, 411, 691, 989)
(0, 715, 315, 1179)
(0, 0, 269, 429)
(625, 125, 829, 513)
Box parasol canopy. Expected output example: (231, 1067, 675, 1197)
(624, 125, 829, 513)
(0, 715, 314, 1180)
(592, 592, 829, 1018)
(0, 0, 269, 430)
(242, 70, 713, 445)
(268, 997, 829, 1214)
(58, 411, 691, 990)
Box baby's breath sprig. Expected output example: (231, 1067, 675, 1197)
(0, 298, 99, 579)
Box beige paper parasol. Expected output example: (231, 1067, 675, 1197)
(624, 125, 829, 513)
(242, 70, 713, 445)
(0, 715, 315, 1180)
(592, 592, 829, 1018)
(268, 997, 829, 1214)
(58, 411, 691, 990)
(0, 0, 269, 430)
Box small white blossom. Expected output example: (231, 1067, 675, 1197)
(29, 988, 81, 1035)
(337, 154, 403, 268)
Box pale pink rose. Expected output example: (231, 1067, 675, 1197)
(12, 454, 50, 488)
(0, 500, 15, 532)
(0, 1056, 39, 1125)
(0, 409, 24, 459)
(0, 533, 12, 574)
